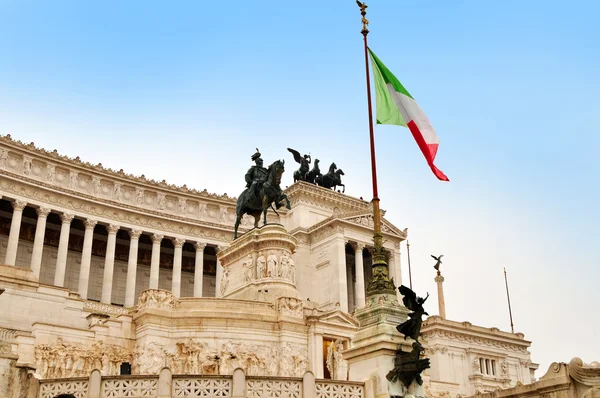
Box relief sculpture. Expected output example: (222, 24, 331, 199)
(35, 338, 131, 379)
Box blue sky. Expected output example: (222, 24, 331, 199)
(1, 0, 599, 373)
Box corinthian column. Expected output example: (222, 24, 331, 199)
(124, 230, 142, 307)
(149, 234, 163, 289)
(171, 238, 185, 297)
(78, 219, 97, 299)
(353, 243, 366, 309)
(101, 224, 120, 304)
(193, 242, 206, 297)
(5, 200, 27, 266)
(30, 207, 50, 278)
(54, 213, 74, 287)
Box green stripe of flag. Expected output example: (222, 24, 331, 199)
(368, 49, 408, 126)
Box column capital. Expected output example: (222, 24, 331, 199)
(129, 229, 143, 239)
(215, 245, 227, 254)
(60, 213, 74, 224)
(84, 218, 98, 229)
(351, 242, 365, 252)
(107, 224, 120, 234)
(12, 200, 27, 211)
(194, 242, 207, 252)
(151, 234, 164, 244)
(435, 274, 445, 283)
(36, 207, 51, 218)
(172, 237, 185, 248)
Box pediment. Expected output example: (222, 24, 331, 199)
(338, 211, 407, 238)
(311, 309, 359, 328)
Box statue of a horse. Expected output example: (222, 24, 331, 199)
(316, 162, 345, 193)
(304, 159, 321, 184)
(234, 159, 291, 239)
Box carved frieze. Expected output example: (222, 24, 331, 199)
(137, 289, 176, 310)
(35, 338, 131, 378)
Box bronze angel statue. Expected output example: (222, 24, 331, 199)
(287, 148, 311, 183)
(397, 285, 429, 342)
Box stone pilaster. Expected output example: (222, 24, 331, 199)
(4, 200, 27, 266)
(124, 230, 142, 307)
(149, 234, 163, 289)
(193, 242, 206, 297)
(171, 238, 185, 297)
(101, 224, 120, 304)
(78, 218, 97, 299)
(30, 207, 50, 278)
(54, 212, 74, 287)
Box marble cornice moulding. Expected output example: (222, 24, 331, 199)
(423, 317, 531, 345)
(421, 328, 530, 353)
(284, 181, 370, 212)
(0, 177, 236, 243)
(0, 134, 237, 204)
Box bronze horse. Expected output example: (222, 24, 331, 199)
(305, 159, 321, 184)
(234, 159, 291, 239)
(316, 162, 345, 193)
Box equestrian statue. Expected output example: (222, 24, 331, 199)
(287, 148, 311, 183)
(234, 149, 291, 239)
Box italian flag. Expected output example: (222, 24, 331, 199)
(369, 48, 449, 181)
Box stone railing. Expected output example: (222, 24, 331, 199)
(246, 375, 303, 398)
(39, 377, 89, 398)
(37, 368, 365, 398)
(101, 374, 159, 397)
(316, 379, 365, 398)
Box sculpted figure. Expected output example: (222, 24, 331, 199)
(243, 255, 255, 282)
(0, 148, 8, 167)
(326, 339, 348, 380)
(234, 149, 291, 239)
(266, 250, 278, 277)
(113, 183, 123, 201)
(92, 176, 101, 196)
(431, 254, 443, 271)
(136, 188, 144, 205)
(23, 157, 32, 175)
(279, 252, 290, 278)
(220, 267, 230, 295)
(288, 255, 296, 283)
(245, 149, 269, 200)
(287, 148, 311, 183)
(198, 203, 208, 220)
(396, 285, 429, 342)
(256, 252, 266, 279)
(157, 193, 166, 210)
(69, 171, 78, 188)
(46, 164, 55, 182)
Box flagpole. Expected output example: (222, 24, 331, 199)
(504, 268, 515, 333)
(407, 240, 413, 289)
(357, 1, 395, 297)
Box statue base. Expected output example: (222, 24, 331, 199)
(217, 224, 301, 302)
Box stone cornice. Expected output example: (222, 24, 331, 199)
(0, 134, 236, 203)
(0, 174, 236, 243)
(422, 316, 531, 352)
(284, 181, 370, 212)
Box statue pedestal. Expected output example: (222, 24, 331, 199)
(217, 224, 301, 302)
(344, 293, 412, 397)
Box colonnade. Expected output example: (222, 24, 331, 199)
(1, 197, 224, 307)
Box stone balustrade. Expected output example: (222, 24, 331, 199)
(36, 368, 364, 398)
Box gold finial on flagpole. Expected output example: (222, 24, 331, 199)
(356, 1, 369, 35)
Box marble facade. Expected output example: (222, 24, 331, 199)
(0, 134, 543, 398)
